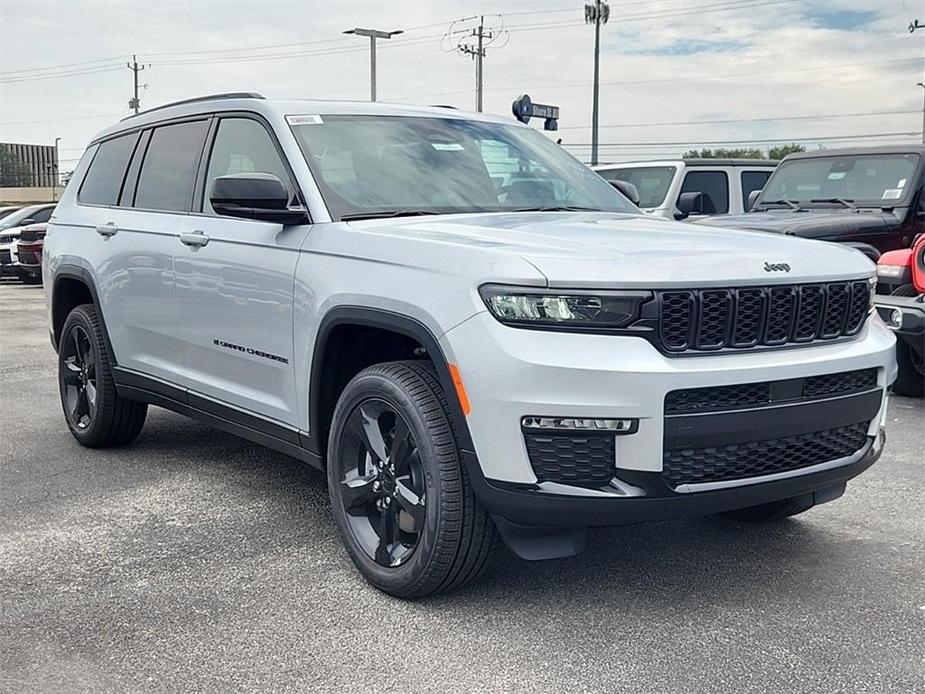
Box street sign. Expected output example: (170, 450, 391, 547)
(512, 94, 560, 131)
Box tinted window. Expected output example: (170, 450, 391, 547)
(30, 207, 53, 223)
(599, 166, 676, 208)
(680, 170, 729, 214)
(741, 170, 772, 208)
(78, 133, 138, 206)
(204, 118, 292, 214)
(134, 120, 209, 212)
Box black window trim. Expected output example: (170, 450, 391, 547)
(679, 169, 730, 214)
(193, 110, 308, 222)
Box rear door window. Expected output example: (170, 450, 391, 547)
(134, 120, 209, 212)
(680, 170, 729, 214)
(78, 133, 139, 206)
(741, 170, 772, 208)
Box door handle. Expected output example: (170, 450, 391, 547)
(96, 222, 118, 237)
(180, 230, 210, 248)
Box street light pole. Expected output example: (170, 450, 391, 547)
(918, 82, 925, 144)
(584, 1, 610, 166)
(52, 136, 61, 202)
(344, 28, 403, 102)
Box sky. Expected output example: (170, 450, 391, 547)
(1, 0, 923, 173)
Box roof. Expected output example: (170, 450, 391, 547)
(594, 158, 778, 169)
(92, 92, 515, 144)
(782, 145, 925, 160)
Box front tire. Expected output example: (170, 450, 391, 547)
(58, 304, 147, 447)
(327, 361, 500, 598)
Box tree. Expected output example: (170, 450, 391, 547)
(0, 145, 33, 187)
(767, 143, 806, 159)
(683, 144, 807, 160)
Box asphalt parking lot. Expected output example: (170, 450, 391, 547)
(1, 280, 923, 693)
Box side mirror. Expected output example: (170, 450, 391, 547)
(608, 180, 640, 206)
(209, 173, 307, 224)
(675, 191, 704, 220)
(747, 189, 762, 211)
(19, 218, 35, 227)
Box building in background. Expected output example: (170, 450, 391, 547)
(1, 142, 58, 188)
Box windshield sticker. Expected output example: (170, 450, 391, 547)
(286, 114, 324, 125)
(882, 189, 902, 200)
(897, 178, 907, 188)
(827, 172, 846, 180)
(431, 142, 464, 151)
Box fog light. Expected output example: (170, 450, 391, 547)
(888, 308, 903, 329)
(521, 416, 638, 433)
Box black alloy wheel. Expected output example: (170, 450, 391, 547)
(335, 399, 426, 567)
(60, 324, 98, 431)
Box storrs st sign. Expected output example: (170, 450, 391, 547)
(511, 94, 560, 131)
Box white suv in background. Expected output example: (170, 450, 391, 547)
(594, 159, 777, 219)
(44, 94, 894, 597)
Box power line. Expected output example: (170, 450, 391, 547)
(557, 109, 921, 131)
(560, 131, 921, 147)
(0, 56, 124, 78)
(444, 16, 509, 112)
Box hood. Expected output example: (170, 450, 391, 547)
(349, 211, 875, 288)
(694, 208, 897, 240)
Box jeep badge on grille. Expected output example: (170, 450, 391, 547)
(764, 262, 791, 272)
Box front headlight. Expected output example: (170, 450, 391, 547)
(479, 284, 651, 330)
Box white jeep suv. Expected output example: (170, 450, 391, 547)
(44, 94, 896, 597)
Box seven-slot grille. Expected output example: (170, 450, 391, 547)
(657, 281, 870, 353)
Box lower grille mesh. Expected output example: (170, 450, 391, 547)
(524, 432, 615, 485)
(662, 421, 870, 488)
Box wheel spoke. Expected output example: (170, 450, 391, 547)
(85, 381, 97, 416)
(71, 331, 83, 367)
(73, 389, 89, 422)
(340, 473, 378, 511)
(394, 479, 425, 531)
(389, 416, 414, 471)
(374, 503, 398, 565)
(357, 406, 388, 463)
(62, 358, 82, 384)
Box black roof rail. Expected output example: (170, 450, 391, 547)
(121, 92, 265, 121)
(430, 104, 459, 109)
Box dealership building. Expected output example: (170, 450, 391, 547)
(0, 142, 62, 203)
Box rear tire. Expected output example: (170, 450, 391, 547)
(719, 495, 814, 522)
(326, 360, 501, 598)
(58, 304, 147, 447)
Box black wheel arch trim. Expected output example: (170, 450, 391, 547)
(308, 306, 477, 458)
(52, 265, 116, 363)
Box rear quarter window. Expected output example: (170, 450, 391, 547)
(78, 133, 139, 206)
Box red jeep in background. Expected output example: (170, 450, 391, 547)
(875, 234, 925, 397)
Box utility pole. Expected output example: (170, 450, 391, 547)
(585, 0, 610, 166)
(457, 16, 491, 112)
(126, 54, 146, 115)
(344, 28, 403, 102)
(918, 82, 925, 144)
(52, 137, 60, 202)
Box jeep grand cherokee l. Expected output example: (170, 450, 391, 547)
(44, 93, 896, 598)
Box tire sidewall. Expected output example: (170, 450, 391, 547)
(59, 307, 109, 444)
(327, 369, 452, 595)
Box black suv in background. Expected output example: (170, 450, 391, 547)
(695, 146, 924, 257)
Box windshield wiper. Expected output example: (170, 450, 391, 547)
(810, 197, 856, 209)
(507, 205, 602, 213)
(760, 199, 801, 210)
(340, 209, 444, 221)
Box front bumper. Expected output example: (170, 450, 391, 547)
(875, 294, 925, 341)
(442, 312, 895, 527)
(464, 428, 884, 528)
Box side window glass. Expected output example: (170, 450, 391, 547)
(741, 170, 771, 208)
(680, 170, 729, 214)
(78, 133, 138, 206)
(134, 120, 209, 212)
(32, 207, 53, 222)
(204, 118, 292, 214)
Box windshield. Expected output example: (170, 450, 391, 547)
(758, 153, 919, 207)
(291, 115, 637, 220)
(597, 166, 676, 208)
(0, 206, 43, 230)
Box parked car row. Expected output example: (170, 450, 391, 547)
(0, 203, 55, 284)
